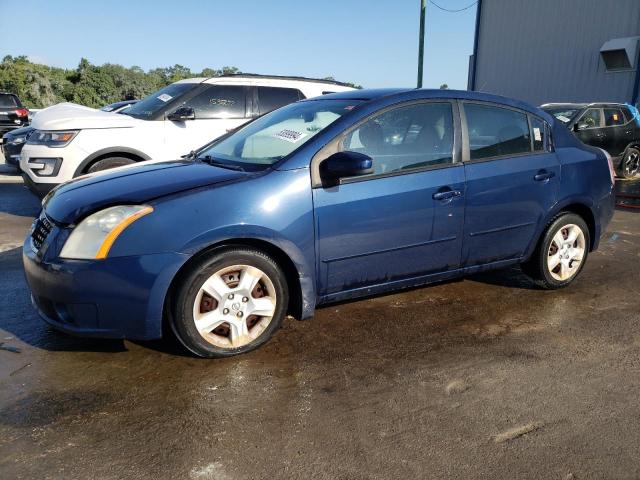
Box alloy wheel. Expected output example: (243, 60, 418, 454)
(546, 224, 586, 281)
(623, 150, 640, 178)
(192, 264, 277, 349)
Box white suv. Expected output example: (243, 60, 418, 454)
(20, 75, 354, 196)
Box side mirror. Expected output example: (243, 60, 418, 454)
(167, 106, 195, 122)
(574, 122, 588, 132)
(320, 151, 373, 185)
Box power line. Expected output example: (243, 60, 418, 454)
(429, 0, 478, 12)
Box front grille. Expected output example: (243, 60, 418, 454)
(31, 213, 53, 251)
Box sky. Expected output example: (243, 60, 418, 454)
(0, 0, 478, 90)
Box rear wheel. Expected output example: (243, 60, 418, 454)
(86, 156, 135, 174)
(171, 248, 289, 358)
(522, 213, 589, 289)
(619, 147, 640, 179)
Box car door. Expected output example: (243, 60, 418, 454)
(574, 107, 607, 150)
(313, 101, 465, 296)
(163, 85, 250, 157)
(603, 107, 633, 157)
(461, 102, 560, 267)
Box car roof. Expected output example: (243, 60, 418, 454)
(316, 88, 549, 117)
(214, 73, 354, 87)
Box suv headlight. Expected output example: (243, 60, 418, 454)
(27, 130, 79, 148)
(60, 205, 153, 260)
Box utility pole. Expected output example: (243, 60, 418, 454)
(417, 0, 426, 88)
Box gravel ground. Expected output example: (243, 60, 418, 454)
(1, 171, 639, 480)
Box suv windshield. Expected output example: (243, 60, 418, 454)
(122, 83, 197, 120)
(543, 107, 581, 124)
(197, 99, 362, 168)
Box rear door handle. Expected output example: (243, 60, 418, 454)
(433, 189, 462, 200)
(534, 170, 555, 182)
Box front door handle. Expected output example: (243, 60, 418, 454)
(433, 189, 462, 200)
(534, 170, 556, 182)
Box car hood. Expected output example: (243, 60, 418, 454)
(31, 102, 140, 130)
(44, 160, 247, 224)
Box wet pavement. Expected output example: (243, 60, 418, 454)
(1, 171, 640, 479)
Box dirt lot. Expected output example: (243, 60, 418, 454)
(1, 167, 640, 480)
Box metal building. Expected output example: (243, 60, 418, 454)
(468, 0, 640, 107)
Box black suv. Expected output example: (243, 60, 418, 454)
(0, 92, 29, 137)
(542, 103, 640, 179)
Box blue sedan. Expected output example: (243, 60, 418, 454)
(23, 88, 615, 357)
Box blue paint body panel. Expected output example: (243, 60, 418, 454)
(22, 88, 615, 340)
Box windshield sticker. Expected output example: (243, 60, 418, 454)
(157, 93, 173, 102)
(274, 129, 307, 143)
(533, 127, 542, 141)
(209, 98, 235, 106)
(557, 115, 570, 123)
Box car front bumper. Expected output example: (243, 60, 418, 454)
(23, 237, 189, 340)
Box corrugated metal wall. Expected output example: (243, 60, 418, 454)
(472, 0, 640, 105)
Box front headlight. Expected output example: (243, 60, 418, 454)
(27, 130, 79, 148)
(60, 205, 153, 260)
(10, 134, 28, 145)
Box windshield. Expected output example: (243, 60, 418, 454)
(543, 107, 581, 124)
(197, 99, 362, 167)
(122, 83, 197, 120)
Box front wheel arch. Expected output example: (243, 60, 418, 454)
(164, 239, 304, 333)
(74, 147, 150, 177)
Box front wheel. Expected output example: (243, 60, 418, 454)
(619, 147, 640, 179)
(522, 213, 590, 289)
(171, 248, 289, 358)
(86, 156, 135, 174)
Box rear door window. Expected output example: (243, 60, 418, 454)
(464, 103, 531, 160)
(187, 85, 246, 119)
(604, 108, 625, 126)
(0, 94, 18, 108)
(257, 87, 304, 115)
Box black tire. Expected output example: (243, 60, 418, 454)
(86, 156, 135, 174)
(171, 248, 289, 358)
(522, 213, 590, 289)
(618, 147, 640, 179)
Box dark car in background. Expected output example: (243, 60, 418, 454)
(0, 92, 29, 137)
(542, 103, 640, 179)
(1, 126, 34, 168)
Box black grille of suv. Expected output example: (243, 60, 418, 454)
(31, 214, 53, 250)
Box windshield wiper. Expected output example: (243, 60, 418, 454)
(198, 155, 245, 171)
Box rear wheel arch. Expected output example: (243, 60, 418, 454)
(528, 203, 596, 261)
(558, 204, 596, 251)
(164, 239, 305, 327)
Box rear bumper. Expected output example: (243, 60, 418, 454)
(23, 238, 189, 340)
(592, 186, 616, 251)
